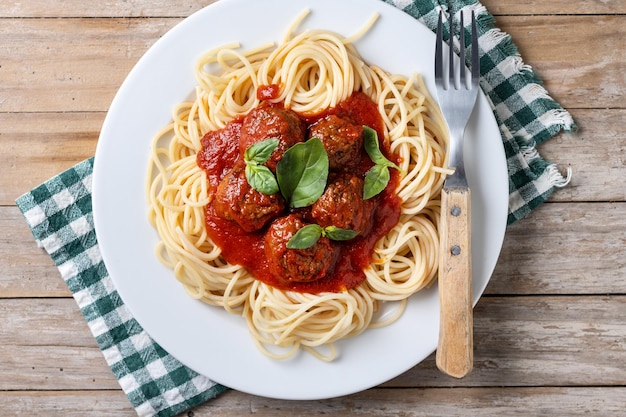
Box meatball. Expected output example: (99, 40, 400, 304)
(308, 114, 363, 170)
(311, 173, 373, 233)
(264, 215, 335, 283)
(213, 163, 285, 232)
(196, 121, 242, 190)
(239, 106, 306, 171)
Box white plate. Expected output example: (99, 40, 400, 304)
(93, 0, 508, 400)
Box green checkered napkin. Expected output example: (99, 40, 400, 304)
(387, 0, 575, 223)
(16, 158, 228, 416)
(16, 1, 574, 416)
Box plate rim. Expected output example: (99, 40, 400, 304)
(92, 0, 508, 400)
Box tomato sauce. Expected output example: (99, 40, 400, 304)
(256, 84, 281, 101)
(196, 91, 402, 294)
(196, 119, 243, 190)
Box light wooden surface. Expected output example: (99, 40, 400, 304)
(1, 1, 625, 415)
(437, 187, 473, 379)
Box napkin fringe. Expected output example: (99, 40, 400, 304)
(521, 144, 572, 189)
(466, 0, 576, 198)
(549, 164, 573, 188)
(475, 6, 578, 134)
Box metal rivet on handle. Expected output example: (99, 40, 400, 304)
(451, 245, 461, 256)
(451, 206, 461, 217)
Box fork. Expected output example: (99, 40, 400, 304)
(434, 9, 479, 379)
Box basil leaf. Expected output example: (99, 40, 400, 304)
(363, 163, 391, 199)
(287, 224, 360, 249)
(323, 226, 360, 241)
(363, 126, 400, 170)
(362, 126, 401, 199)
(245, 164, 279, 195)
(244, 138, 279, 165)
(243, 138, 280, 194)
(287, 224, 323, 249)
(276, 137, 329, 208)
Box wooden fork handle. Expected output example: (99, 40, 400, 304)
(436, 186, 473, 378)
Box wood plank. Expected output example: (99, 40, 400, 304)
(202, 387, 626, 416)
(0, 112, 100, 206)
(539, 109, 626, 203)
(2, 387, 625, 417)
(481, 0, 626, 15)
(2, 0, 623, 18)
(0, 207, 71, 297)
(487, 201, 626, 295)
(0, 109, 623, 207)
(494, 15, 626, 110)
(0, 16, 622, 113)
(0, 344, 120, 391)
(1, 203, 623, 297)
(2, 296, 624, 391)
(391, 295, 626, 387)
(0, 0, 215, 18)
(0, 391, 135, 417)
(0, 299, 120, 390)
(0, 18, 180, 113)
(4, 201, 624, 298)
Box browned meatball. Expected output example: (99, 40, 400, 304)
(213, 163, 285, 232)
(308, 114, 363, 170)
(196, 121, 242, 190)
(239, 106, 306, 171)
(311, 173, 373, 233)
(264, 215, 335, 283)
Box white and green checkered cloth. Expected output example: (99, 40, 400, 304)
(16, 1, 575, 416)
(16, 158, 228, 416)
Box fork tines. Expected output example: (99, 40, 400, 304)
(434, 8, 480, 185)
(435, 9, 479, 91)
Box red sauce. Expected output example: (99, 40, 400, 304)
(256, 84, 281, 101)
(196, 91, 402, 294)
(196, 119, 243, 190)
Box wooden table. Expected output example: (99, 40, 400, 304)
(2, 1, 625, 415)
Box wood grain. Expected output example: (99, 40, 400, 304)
(0, 16, 623, 113)
(1, 1, 623, 416)
(0, 0, 214, 18)
(0, 113, 99, 205)
(0, 18, 180, 113)
(493, 15, 626, 110)
(481, 0, 626, 15)
(5, 199, 624, 299)
(0, 391, 136, 417)
(2, 387, 626, 417)
(2, 0, 624, 17)
(2, 296, 625, 391)
(487, 201, 626, 295)
(437, 187, 473, 378)
(2, 386, 626, 417)
(0, 207, 71, 297)
(195, 387, 626, 416)
(2, 108, 624, 206)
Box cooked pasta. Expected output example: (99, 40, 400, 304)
(147, 10, 449, 361)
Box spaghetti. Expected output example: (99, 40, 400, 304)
(147, 11, 449, 360)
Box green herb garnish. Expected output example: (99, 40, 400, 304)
(362, 126, 401, 199)
(276, 137, 329, 208)
(244, 138, 280, 195)
(287, 224, 360, 249)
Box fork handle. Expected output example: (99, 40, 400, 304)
(436, 186, 473, 378)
